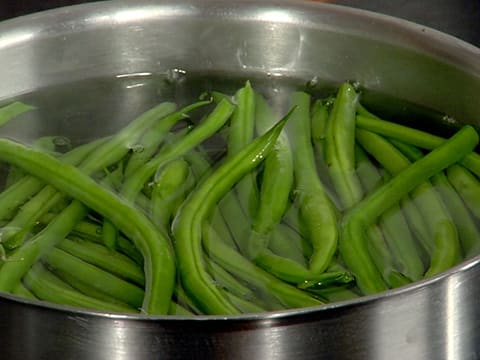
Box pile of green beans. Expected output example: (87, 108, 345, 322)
(0, 81, 479, 315)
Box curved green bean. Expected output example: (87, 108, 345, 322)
(287, 91, 338, 275)
(324, 83, 363, 208)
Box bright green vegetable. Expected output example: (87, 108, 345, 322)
(324, 83, 363, 208)
(173, 108, 295, 314)
(341, 125, 478, 294)
(287, 91, 338, 275)
(0, 138, 176, 315)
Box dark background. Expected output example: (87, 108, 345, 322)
(0, 0, 479, 47)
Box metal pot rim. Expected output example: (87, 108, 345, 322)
(1, 0, 479, 321)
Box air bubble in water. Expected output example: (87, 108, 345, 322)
(130, 144, 144, 153)
(441, 114, 456, 125)
(165, 68, 187, 85)
(306, 76, 320, 89)
(350, 81, 361, 91)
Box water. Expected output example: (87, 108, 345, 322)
(0, 72, 476, 316)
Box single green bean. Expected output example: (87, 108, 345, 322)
(0, 101, 34, 127)
(287, 91, 338, 274)
(324, 83, 363, 208)
(150, 158, 192, 229)
(227, 81, 259, 217)
(243, 94, 295, 277)
(446, 165, 480, 218)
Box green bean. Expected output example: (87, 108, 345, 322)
(221, 289, 266, 313)
(324, 83, 363, 208)
(12, 282, 37, 300)
(174, 285, 202, 315)
(52, 267, 135, 307)
(0, 139, 175, 314)
(297, 271, 355, 291)
(251, 246, 313, 283)
(287, 91, 338, 274)
(0, 137, 106, 222)
(252, 93, 293, 235)
(204, 206, 239, 250)
(355, 145, 425, 280)
(356, 129, 461, 275)
(0, 200, 88, 292)
(203, 225, 324, 310)
(282, 204, 314, 259)
(217, 191, 252, 254)
(172, 108, 293, 314)
(309, 286, 360, 302)
(268, 223, 307, 267)
(150, 158, 192, 229)
(24, 263, 136, 313)
(341, 125, 478, 294)
(356, 114, 480, 176)
(57, 237, 145, 286)
(40, 216, 144, 265)
(242, 94, 295, 276)
(205, 258, 255, 300)
(0, 101, 34, 127)
(168, 301, 194, 316)
(0, 102, 177, 247)
(45, 247, 144, 308)
(311, 99, 337, 201)
(124, 100, 210, 177)
(393, 140, 480, 259)
(121, 99, 235, 202)
(227, 81, 259, 217)
(2, 186, 66, 249)
(447, 164, 480, 213)
(356, 146, 424, 280)
(366, 225, 413, 288)
(354, 145, 383, 194)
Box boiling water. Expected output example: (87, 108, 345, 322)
(0, 72, 476, 315)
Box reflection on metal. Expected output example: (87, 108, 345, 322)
(0, 0, 479, 359)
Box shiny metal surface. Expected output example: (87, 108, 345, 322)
(0, 1, 480, 359)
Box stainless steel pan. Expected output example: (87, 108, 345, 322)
(1, 1, 480, 359)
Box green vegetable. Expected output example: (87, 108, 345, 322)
(172, 108, 294, 314)
(341, 125, 478, 294)
(0, 138, 176, 314)
(287, 91, 338, 275)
